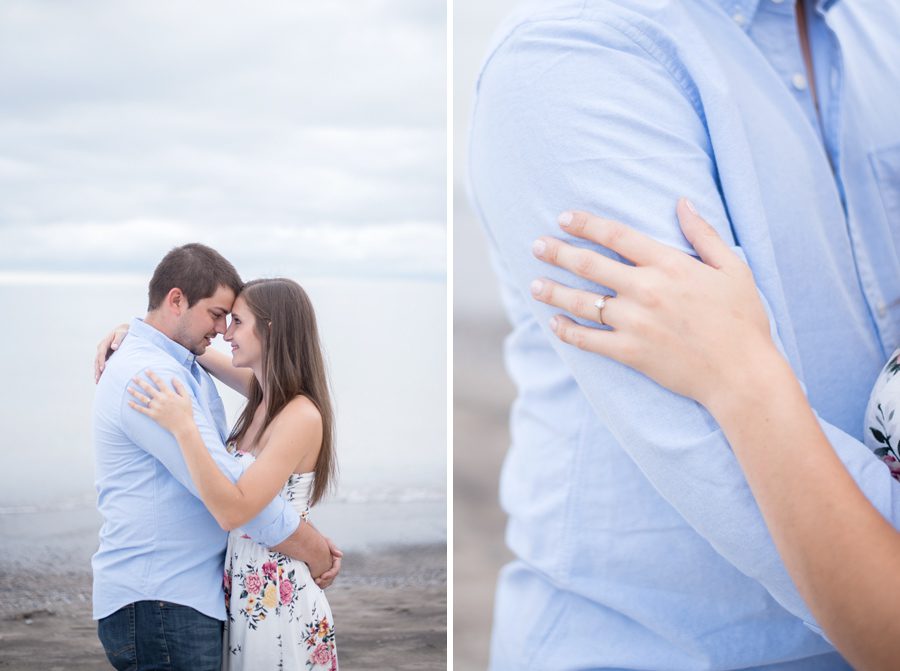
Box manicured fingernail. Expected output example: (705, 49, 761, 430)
(532, 239, 546, 257)
(685, 199, 698, 215)
(558, 211, 573, 227)
(530, 279, 544, 296)
(549, 316, 559, 332)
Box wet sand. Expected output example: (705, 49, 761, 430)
(0, 544, 446, 670)
(453, 319, 515, 670)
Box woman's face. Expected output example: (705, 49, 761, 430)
(224, 295, 263, 368)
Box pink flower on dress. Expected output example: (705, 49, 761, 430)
(279, 578, 294, 605)
(244, 572, 262, 595)
(223, 569, 230, 590)
(262, 561, 277, 580)
(311, 643, 332, 666)
(883, 455, 900, 480)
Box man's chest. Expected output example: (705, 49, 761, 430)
(683, 3, 900, 429)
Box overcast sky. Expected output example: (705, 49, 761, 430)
(0, 1, 445, 279)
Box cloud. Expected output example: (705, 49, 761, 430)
(0, 217, 445, 280)
(0, 0, 445, 276)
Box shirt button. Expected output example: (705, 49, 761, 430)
(878, 303, 888, 318)
(771, 0, 785, 3)
(791, 73, 808, 90)
(732, 12, 747, 26)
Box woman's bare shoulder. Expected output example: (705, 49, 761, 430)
(272, 395, 323, 432)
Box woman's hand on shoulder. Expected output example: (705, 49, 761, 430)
(530, 198, 780, 409)
(94, 323, 130, 383)
(127, 369, 196, 436)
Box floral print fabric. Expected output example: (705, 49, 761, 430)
(865, 348, 900, 482)
(222, 449, 337, 670)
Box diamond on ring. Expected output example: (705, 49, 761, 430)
(594, 295, 612, 326)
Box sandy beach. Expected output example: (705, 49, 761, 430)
(0, 499, 445, 671)
(0, 542, 445, 670)
(453, 318, 515, 670)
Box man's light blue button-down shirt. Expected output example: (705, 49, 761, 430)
(469, 0, 900, 668)
(92, 318, 300, 621)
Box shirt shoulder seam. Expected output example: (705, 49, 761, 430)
(476, 4, 705, 124)
(475, 0, 589, 93)
(598, 14, 706, 124)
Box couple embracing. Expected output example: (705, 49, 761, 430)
(92, 243, 339, 670)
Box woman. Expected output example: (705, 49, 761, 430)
(530, 199, 900, 670)
(109, 278, 338, 670)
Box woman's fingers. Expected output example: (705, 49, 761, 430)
(132, 376, 159, 397)
(531, 278, 620, 327)
(532, 236, 633, 290)
(675, 198, 738, 270)
(94, 324, 129, 384)
(126, 386, 151, 406)
(145, 369, 168, 392)
(127, 400, 151, 416)
(171, 377, 188, 397)
(557, 210, 676, 267)
(110, 326, 128, 351)
(548, 314, 620, 356)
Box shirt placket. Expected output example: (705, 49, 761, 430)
(753, 1, 895, 354)
(189, 359, 229, 443)
(816, 4, 898, 354)
(751, 0, 825, 146)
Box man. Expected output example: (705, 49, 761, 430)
(92, 243, 339, 670)
(469, 0, 900, 668)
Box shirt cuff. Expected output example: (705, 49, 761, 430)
(243, 497, 302, 547)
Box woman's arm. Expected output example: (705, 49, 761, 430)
(94, 324, 253, 396)
(713, 350, 900, 671)
(532, 200, 900, 670)
(128, 370, 322, 530)
(197, 348, 254, 397)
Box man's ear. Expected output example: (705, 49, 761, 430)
(165, 288, 187, 315)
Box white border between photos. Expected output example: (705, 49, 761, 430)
(446, 0, 455, 667)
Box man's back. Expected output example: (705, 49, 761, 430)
(470, 0, 900, 668)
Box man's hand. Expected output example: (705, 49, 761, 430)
(270, 520, 335, 580)
(314, 537, 343, 589)
(94, 323, 130, 383)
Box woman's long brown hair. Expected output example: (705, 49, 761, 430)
(226, 278, 336, 506)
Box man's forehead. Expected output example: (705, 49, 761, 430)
(203, 285, 236, 312)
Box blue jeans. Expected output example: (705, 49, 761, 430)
(97, 601, 223, 671)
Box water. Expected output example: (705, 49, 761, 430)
(0, 275, 446, 552)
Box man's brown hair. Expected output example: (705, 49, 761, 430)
(147, 243, 243, 311)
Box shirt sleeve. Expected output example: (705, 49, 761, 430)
(119, 364, 300, 547)
(469, 12, 900, 632)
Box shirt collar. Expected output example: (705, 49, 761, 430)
(129, 317, 197, 370)
(716, 0, 841, 32)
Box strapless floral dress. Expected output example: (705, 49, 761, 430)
(222, 446, 337, 670)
